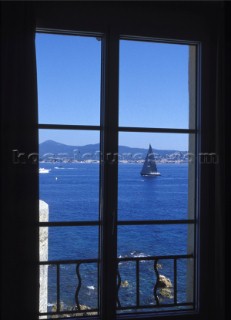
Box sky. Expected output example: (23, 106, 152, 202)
(36, 33, 193, 151)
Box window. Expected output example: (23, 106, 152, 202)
(36, 30, 199, 319)
(37, 33, 102, 318)
(1, 2, 226, 320)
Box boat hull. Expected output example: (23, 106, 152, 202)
(39, 168, 51, 174)
(141, 172, 161, 176)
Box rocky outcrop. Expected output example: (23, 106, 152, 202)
(121, 280, 129, 287)
(157, 275, 173, 299)
(51, 303, 97, 318)
(157, 274, 172, 288)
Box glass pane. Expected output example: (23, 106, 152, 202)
(117, 257, 194, 314)
(38, 128, 100, 317)
(117, 132, 195, 314)
(36, 31, 101, 318)
(118, 225, 190, 257)
(39, 262, 98, 318)
(36, 33, 101, 125)
(117, 225, 194, 313)
(39, 226, 99, 318)
(39, 130, 100, 222)
(119, 40, 196, 129)
(40, 226, 98, 260)
(118, 132, 195, 221)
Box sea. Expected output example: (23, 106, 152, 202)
(39, 162, 192, 313)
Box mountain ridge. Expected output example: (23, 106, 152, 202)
(39, 140, 187, 160)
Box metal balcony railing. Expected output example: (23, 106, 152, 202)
(39, 254, 194, 318)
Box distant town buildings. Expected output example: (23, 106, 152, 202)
(39, 151, 189, 164)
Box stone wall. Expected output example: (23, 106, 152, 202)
(39, 200, 49, 318)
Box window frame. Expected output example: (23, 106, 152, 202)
(35, 3, 219, 320)
(37, 30, 199, 319)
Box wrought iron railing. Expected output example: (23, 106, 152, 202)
(39, 254, 194, 318)
(116, 254, 194, 313)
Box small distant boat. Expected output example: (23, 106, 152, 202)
(39, 168, 51, 174)
(140, 144, 160, 176)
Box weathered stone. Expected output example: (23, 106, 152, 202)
(80, 304, 91, 310)
(39, 200, 49, 318)
(159, 288, 173, 299)
(157, 275, 172, 288)
(121, 280, 129, 287)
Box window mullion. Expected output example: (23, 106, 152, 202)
(100, 29, 119, 320)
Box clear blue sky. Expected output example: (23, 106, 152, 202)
(36, 33, 192, 151)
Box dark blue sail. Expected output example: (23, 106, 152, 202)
(140, 144, 160, 176)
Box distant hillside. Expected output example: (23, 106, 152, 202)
(39, 140, 187, 160)
(39, 140, 100, 157)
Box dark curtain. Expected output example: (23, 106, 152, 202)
(1, 2, 39, 320)
(205, 4, 228, 318)
(214, 14, 226, 319)
(224, 4, 230, 318)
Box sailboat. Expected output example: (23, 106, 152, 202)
(39, 168, 51, 174)
(140, 144, 160, 176)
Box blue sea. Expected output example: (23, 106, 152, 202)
(39, 162, 192, 313)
